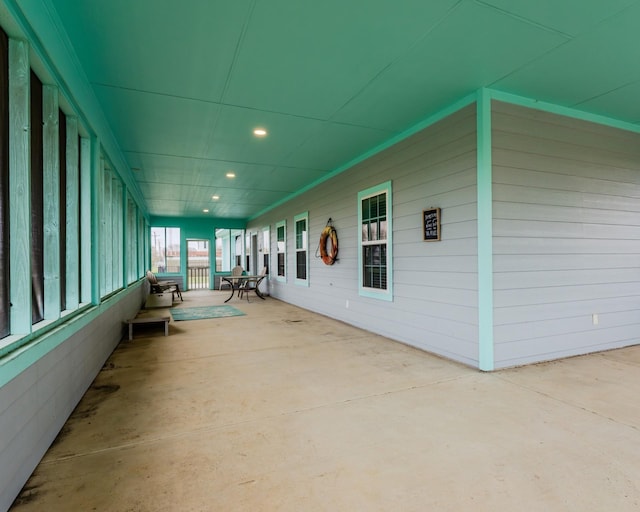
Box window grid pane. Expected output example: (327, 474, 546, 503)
(361, 191, 388, 290)
(276, 222, 285, 278)
(296, 251, 307, 280)
(277, 252, 285, 276)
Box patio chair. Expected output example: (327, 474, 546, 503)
(146, 271, 183, 301)
(219, 265, 244, 290)
(239, 267, 267, 302)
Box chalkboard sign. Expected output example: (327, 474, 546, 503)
(422, 207, 441, 241)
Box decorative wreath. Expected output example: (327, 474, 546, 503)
(318, 220, 339, 266)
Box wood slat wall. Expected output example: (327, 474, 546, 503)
(0, 28, 8, 339)
(492, 101, 640, 367)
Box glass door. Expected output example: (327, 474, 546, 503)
(187, 239, 210, 289)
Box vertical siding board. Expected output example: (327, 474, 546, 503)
(492, 101, 640, 368)
(90, 137, 100, 304)
(8, 39, 31, 334)
(79, 136, 91, 303)
(42, 85, 60, 320)
(102, 164, 111, 297)
(248, 104, 480, 367)
(65, 116, 79, 309)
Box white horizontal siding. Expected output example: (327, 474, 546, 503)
(250, 104, 479, 367)
(492, 101, 640, 368)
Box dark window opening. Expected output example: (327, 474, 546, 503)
(30, 71, 44, 324)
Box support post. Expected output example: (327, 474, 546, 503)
(65, 116, 79, 309)
(8, 39, 31, 334)
(43, 84, 60, 320)
(477, 88, 494, 371)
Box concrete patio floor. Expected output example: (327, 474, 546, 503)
(10, 290, 640, 511)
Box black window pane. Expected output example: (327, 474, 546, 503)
(31, 71, 44, 324)
(379, 193, 386, 217)
(296, 251, 306, 280)
(363, 243, 387, 290)
(277, 253, 285, 276)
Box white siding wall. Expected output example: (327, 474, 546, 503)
(249, 105, 479, 366)
(492, 101, 640, 368)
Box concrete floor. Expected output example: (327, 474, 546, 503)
(10, 290, 640, 511)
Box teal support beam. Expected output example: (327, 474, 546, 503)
(80, 136, 92, 304)
(65, 116, 80, 310)
(42, 84, 60, 320)
(8, 38, 31, 335)
(103, 168, 112, 295)
(123, 189, 129, 287)
(115, 179, 124, 290)
(90, 137, 101, 304)
(477, 88, 494, 371)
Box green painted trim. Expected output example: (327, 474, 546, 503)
(90, 137, 101, 304)
(489, 89, 640, 134)
(248, 93, 477, 222)
(357, 180, 393, 302)
(0, 282, 144, 387)
(293, 212, 309, 286)
(261, 225, 271, 278)
(80, 136, 92, 303)
(65, 116, 80, 309)
(477, 89, 494, 371)
(43, 84, 61, 320)
(8, 38, 31, 335)
(122, 185, 129, 290)
(275, 220, 286, 283)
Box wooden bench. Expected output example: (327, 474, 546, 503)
(125, 316, 170, 340)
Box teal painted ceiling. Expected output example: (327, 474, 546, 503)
(44, 0, 640, 219)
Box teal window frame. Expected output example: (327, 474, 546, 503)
(150, 226, 181, 275)
(275, 220, 286, 282)
(294, 212, 309, 286)
(358, 181, 393, 301)
(260, 226, 270, 276)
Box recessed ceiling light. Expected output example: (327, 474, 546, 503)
(253, 128, 267, 137)
(203, 209, 209, 213)
(212, 195, 220, 200)
(226, 172, 236, 178)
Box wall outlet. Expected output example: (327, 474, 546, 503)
(345, 300, 349, 309)
(592, 314, 599, 326)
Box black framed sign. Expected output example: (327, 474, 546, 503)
(422, 207, 441, 241)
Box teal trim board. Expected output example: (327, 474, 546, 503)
(489, 89, 640, 135)
(476, 89, 494, 371)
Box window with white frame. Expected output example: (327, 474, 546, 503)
(358, 181, 392, 300)
(294, 212, 308, 284)
(276, 220, 286, 280)
(261, 226, 270, 275)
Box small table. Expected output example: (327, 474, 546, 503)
(125, 316, 170, 340)
(221, 275, 265, 302)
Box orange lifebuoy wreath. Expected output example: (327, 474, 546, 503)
(319, 225, 339, 265)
